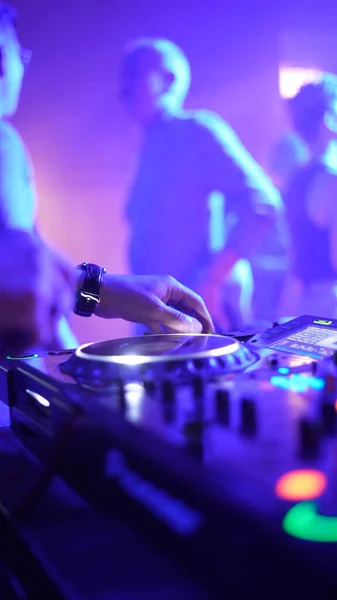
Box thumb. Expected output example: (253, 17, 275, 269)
(155, 303, 203, 333)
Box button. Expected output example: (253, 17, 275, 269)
(275, 469, 327, 501)
(283, 502, 337, 542)
(299, 419, 321, 460)
(216, 389, 230, 425)
(193, 375, 204, 398)
(240, 398, 257, 436)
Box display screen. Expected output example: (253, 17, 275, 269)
(268, 325, 337, 359)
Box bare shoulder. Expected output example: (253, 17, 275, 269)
(192, 110, 237, 144)
(0, 120, 25, 163)
(0, 119, 22, 144)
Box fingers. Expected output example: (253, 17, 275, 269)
(164, 279, 215, 333)
(146, 322, 163, 334)
(154, 302, 203, 334)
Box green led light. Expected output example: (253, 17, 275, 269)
(6, 354, 39, 361)
(313, 319, 332, 325)
(283, 502, 337, 542)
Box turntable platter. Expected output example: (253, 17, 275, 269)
(78, 334, 239, 362)
(60, 334, 257, 387)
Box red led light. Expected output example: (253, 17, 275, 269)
(275, 470, 327, 501)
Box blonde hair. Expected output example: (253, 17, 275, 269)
(123, 37, 191, 103)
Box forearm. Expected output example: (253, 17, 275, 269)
(207, 211, 274, 284)
(206, 249, 241, 284)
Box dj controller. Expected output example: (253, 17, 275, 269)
(2, 315, 337, 598)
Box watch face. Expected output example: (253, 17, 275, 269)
(75, 291, 100, 316)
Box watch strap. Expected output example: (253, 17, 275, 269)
(74, 262, 106, 317)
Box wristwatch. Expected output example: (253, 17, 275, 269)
(74, 262, 106, 317)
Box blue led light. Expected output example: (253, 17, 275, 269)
(270, 376, 289, 388)
(308, 377, 325, 391)
(278, 367, 290, 375)
(270, 374, 325, 392)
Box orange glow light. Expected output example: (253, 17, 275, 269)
(275, 470, 327, 501)
(334, 400, 337, 412)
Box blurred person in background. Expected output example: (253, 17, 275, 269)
(269, 132, 309, 193)
(120, 37, 288, 331)
(0, 1, 78, 348)
(278, 76, 337, 318)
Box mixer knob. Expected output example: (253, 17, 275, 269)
(165, 360, 179, 373)
(183, 420, 204, 459)
(191, 376, 205, 421)
(117, 379, 127, 414)
(193, 358, 204, 370)
(223, 355, 236, 370)
(193, 375, 204, 398)
(208, 357, 220, 376)
(215, 357, 225, 369)
(321, 402, 337, 436)
(240, 398, 257, 436)
(299, 419, 321, 460)
(216, 389, 230, 425)
(162, 379, 175, 402)
(162, 380, 176, 423)
(143, 380, 156, 395)
(186, 360, 197, 374)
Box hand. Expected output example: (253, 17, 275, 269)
(0, 229, 76, 353)
(95, 274, 214, 334)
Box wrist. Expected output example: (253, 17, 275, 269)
(75, 269, 86, 292)
(74, 262, 106, 317)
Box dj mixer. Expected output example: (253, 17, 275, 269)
(2, 315, 337, 598)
